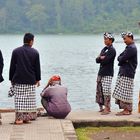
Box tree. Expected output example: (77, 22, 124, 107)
(0, 8, 7, 32)
(26, 4, 47, 33)
(0, 0, 140, 34)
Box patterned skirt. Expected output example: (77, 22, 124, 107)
(101, 76, 112, 96)
(112, 75, 134, 111)
(13, 84, 37, 121)
(112, 75, 134, 103)
(96, 76, 112, 107)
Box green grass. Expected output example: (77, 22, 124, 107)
(75, 127, 140, 140)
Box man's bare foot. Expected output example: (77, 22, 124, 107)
(15, 120, 23, 125)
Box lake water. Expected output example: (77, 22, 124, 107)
(0, 34, 140, 111)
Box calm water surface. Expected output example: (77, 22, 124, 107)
(0, 35, 140, 111)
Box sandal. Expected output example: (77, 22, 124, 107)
(101, 110, 110, 115)
(99, 109, 104, 112)
(116, 111, 131, 116)
(40, 113, 49, 117)
(23, 120, 31, 124)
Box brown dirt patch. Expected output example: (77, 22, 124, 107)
(90, 129, 140, 140)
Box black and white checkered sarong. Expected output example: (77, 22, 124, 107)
(14, 84, 37, 112)
(112, 76, 134, 103)
(101, 76, 113, 96)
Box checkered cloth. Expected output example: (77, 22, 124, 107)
(112, 75, 134, 103)
(13, 84, 37, 112)
(101, 76, 113, 96)
(8, 86, 15, 97)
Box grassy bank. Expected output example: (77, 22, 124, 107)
(76, 127, 140, 140)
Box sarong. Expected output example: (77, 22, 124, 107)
(96, 76, 112, 107)
(113, 75, 134, 103)
(11, 84, 37, 121)
(113, 75, 134, 111)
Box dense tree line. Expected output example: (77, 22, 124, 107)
(0, 0, 140, 34)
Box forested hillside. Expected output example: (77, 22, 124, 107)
(0, 0, 140, 34)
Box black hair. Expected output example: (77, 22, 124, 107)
(128, 35, 134, 40)
(23, 33, 34, 44)
(109, 38, 115, 43)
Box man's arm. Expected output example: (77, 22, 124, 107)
(96, 48, 104, 63)
(35, 52, 41, 86)
(0, 50, 4, 76)
(118, 47, 136, 63)
(9, 51, 16, 81)
(99, 49, 116, 65)
(96, 55, 101, 63)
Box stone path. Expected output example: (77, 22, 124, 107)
(0, 113, 77, 140)
(1, 110, 140, 140)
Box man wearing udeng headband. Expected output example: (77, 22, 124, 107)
(113, 32, 137, 115)
(96, 32, 116, 115)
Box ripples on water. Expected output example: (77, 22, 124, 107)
(0, 35, 140, 111)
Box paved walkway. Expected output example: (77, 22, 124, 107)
(1, 110, 140, 140)
(0, 113, 77, 140)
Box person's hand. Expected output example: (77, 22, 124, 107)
(36, 81, 40, 87)
(100, 56, 105, 60)
(45, 78, 52, 88)
(11, 82, 14, 86)
(48, 78, 52, 85)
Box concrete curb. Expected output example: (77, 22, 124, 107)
(67, 111, 140, 128)
(0, 107, 44, 113)
(0, 109, 15, 113)
(61, 120, 77, 140)
(72, 120, 140, 128)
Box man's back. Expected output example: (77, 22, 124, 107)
(9, 45, 41, 84)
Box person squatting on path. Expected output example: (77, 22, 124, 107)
(40, 75, 71, 119)
(113, 32, 137, 115)
(96, 32, 116, 115)
(0, 49, 4, 125)
(9, 33, 41, 124)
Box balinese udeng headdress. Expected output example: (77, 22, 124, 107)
(104, 32, 114, 39)
(50, 75, 61, 81)
(49, 75, 61, 86)
(121, 32, 133, 38)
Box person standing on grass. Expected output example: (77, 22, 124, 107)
(0, 50, 4, 125)
(96, 32, 116, 115)
(113, 32, 137, 115)
(9, 33, 41, 124)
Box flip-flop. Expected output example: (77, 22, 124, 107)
(116, 111, 131, 116)
(99, 109, 104, 112)
(40, 113, 49, 117)
(101, 111, 110, 115)
(99, 109, 111, 112)
(23, 121, 31, 124)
